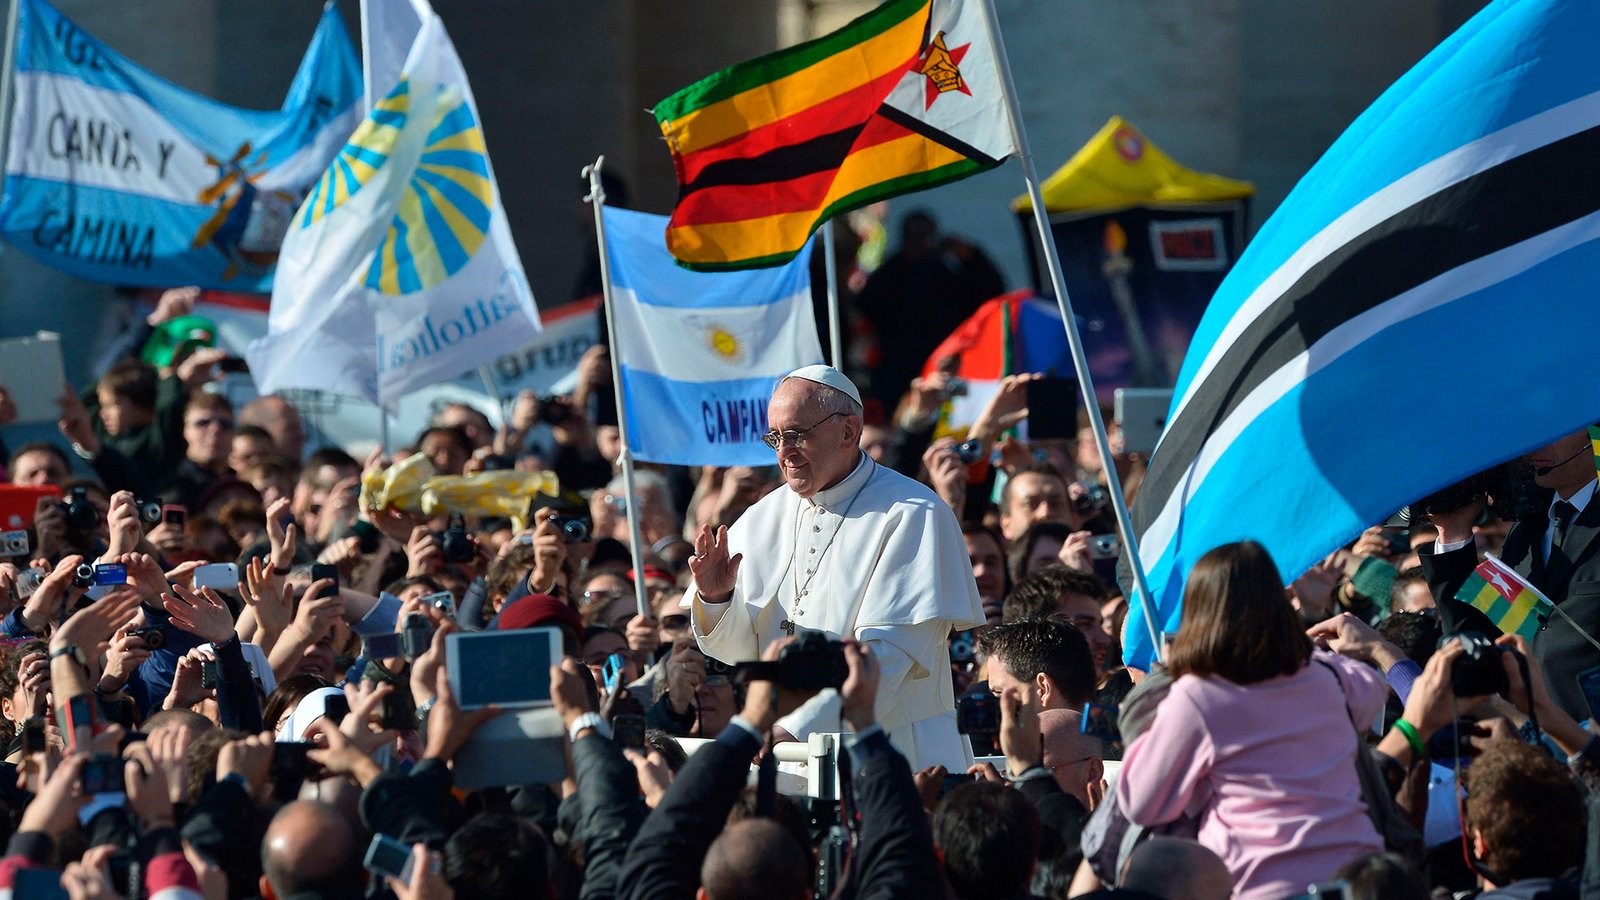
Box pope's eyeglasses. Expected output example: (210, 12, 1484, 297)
(761, 411, 845, 451)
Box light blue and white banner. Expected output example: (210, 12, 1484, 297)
(248, 0, 541, 405)
(0, 0, 361, 290)
(604, 205, 822, 467)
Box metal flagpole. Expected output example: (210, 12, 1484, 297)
(358, 0, 374, 116)
(584, 155, 652, 621)
(0, 0, 24, 180)
(978, 0, 1164, 662)
(822, 219, 844, 368)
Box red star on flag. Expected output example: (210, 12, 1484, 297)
(920, 36, 972, 110)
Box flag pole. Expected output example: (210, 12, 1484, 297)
(822, 219, 844, 368)
(584, 155, 652, 622)
(978, 0, 1163, 662)
(0, 0, 23, 180)
(358, 0, 374, 116)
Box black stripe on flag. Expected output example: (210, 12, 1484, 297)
(680, 123, 868, 196)
(1137, 120, 1600, 531)
(876, 103, 1004, 168)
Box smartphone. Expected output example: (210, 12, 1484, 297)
(200, 661, 220, 690)
(380, 689, 416, 732)
(1080, 701, 1123, 752)
(366, 633, 402, 661)
(311, 563, 340, 599)
(270, 741, 314, 802)
(13, 868, 69, 899)
(1025, 376, 1079, 440)
(363, 833, 415, 883)
(22, 716, 46, 755)
(193, 562, 239, 591)
(1578, 665, 1600, 724)
(1088, 534, 1120, 560)
(61, 693, 98, 747)
(938, 772, 973, 800)
(323, 694, 350, 726)
(216, 357, 250, 374)
(609, 690, 646, 750)
(80, 754, 125, 794)
(400, 613, 434, 660)
(601, 652, 627, 695)
(161, 504, 188, 528)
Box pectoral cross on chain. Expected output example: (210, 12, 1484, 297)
(780, 619, 796, 636)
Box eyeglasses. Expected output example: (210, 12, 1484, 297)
(188, 417, 234, 430)
(581, 589, 621, 607)
(761, 411, 845, 451)
(661, 614, 690, 630)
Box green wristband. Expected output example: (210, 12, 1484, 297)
(1392, 718, 1426, 758)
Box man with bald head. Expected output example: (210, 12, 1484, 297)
(690, 365, 985, 770)
(1120, 837, 1234, 900)
(240, 395, 308, 462)
(258, 800, 361, 899)
(1040, 708, 1105, 810)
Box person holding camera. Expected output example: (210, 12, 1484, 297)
(686, 366, 985, 770)
(1420, 428, 1600, 721)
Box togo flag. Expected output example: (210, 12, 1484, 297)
(249, 0, 540, 405)
(604, 205, 822, 466)
(0, 0, 361, 290)
(1456, 556, 1550, 641)
(1125, 0, 1600, 669)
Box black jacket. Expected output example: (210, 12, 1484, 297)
(1419, 498, 1600, 719)
(572, 732, 649, 900)
(843, 725, 944, 900)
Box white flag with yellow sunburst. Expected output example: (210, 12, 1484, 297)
(249, 1, 540, 404)
(603, 205, 822, 466)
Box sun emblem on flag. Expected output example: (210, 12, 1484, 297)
(365, 88, 494, 295)
(300, 79, 411, 229)
(918, 31, 972, 110)
(706, 326, 745, 364)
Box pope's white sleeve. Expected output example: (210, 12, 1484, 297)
(856, 624, 926, 722)
(690, 587, 758, 664)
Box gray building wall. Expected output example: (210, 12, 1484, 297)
(0, 0, 1491, 384)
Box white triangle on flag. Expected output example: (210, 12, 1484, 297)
(878, 0, 1017, 165)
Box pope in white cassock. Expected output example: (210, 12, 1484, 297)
(687, 365, 986, 770)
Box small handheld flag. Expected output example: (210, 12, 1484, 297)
(1454, 555, 1551, 641)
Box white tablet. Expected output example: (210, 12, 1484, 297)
(446, 627, 561, 710)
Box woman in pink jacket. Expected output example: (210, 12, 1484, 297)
(1117, 541, 1388, 900)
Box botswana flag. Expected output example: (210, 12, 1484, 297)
(1124, 0, 1600, 669)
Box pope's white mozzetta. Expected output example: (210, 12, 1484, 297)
(688, 366, 985, 770)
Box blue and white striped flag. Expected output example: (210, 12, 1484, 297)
(1126, 0, 1600, 669)
(604, 206, 822, 467)
(0, 0, 361, 290)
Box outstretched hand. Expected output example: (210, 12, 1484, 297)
(687, 524, 741, 604)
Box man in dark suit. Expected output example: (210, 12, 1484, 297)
(617, 638, 942, 900)
(1420, 428, 1600, 720)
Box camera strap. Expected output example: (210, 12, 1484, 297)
(756, 738, 778, 817)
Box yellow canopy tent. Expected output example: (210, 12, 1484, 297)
(1013, 116, 1254, 213)
(1008, 117, 1254, 398)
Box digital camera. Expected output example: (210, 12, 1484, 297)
(733, 631, 848, 691)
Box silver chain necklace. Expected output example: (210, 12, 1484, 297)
(784, 458, 877, 632)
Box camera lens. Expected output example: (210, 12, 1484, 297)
(136, 501, 162, 525)
(558, 517, 591, 543)
(73, 563, 95, 588)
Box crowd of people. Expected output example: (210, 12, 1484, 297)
(0, 273, 1590, 900)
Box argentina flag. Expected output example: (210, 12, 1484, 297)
(0, 0, 361, 290)
(604, 206, 822, 467)
(1125, 0, 1600, 669)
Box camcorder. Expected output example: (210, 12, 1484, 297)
(438, 513, 475, 564)
(1449, 631, 1511, 697)
(732, 631, 848, 691)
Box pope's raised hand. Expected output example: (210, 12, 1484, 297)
(688, 524, 741, 604)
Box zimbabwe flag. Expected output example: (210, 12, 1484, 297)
(654, 0, 1016, 270)
(1454, 555, 1551, 641)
